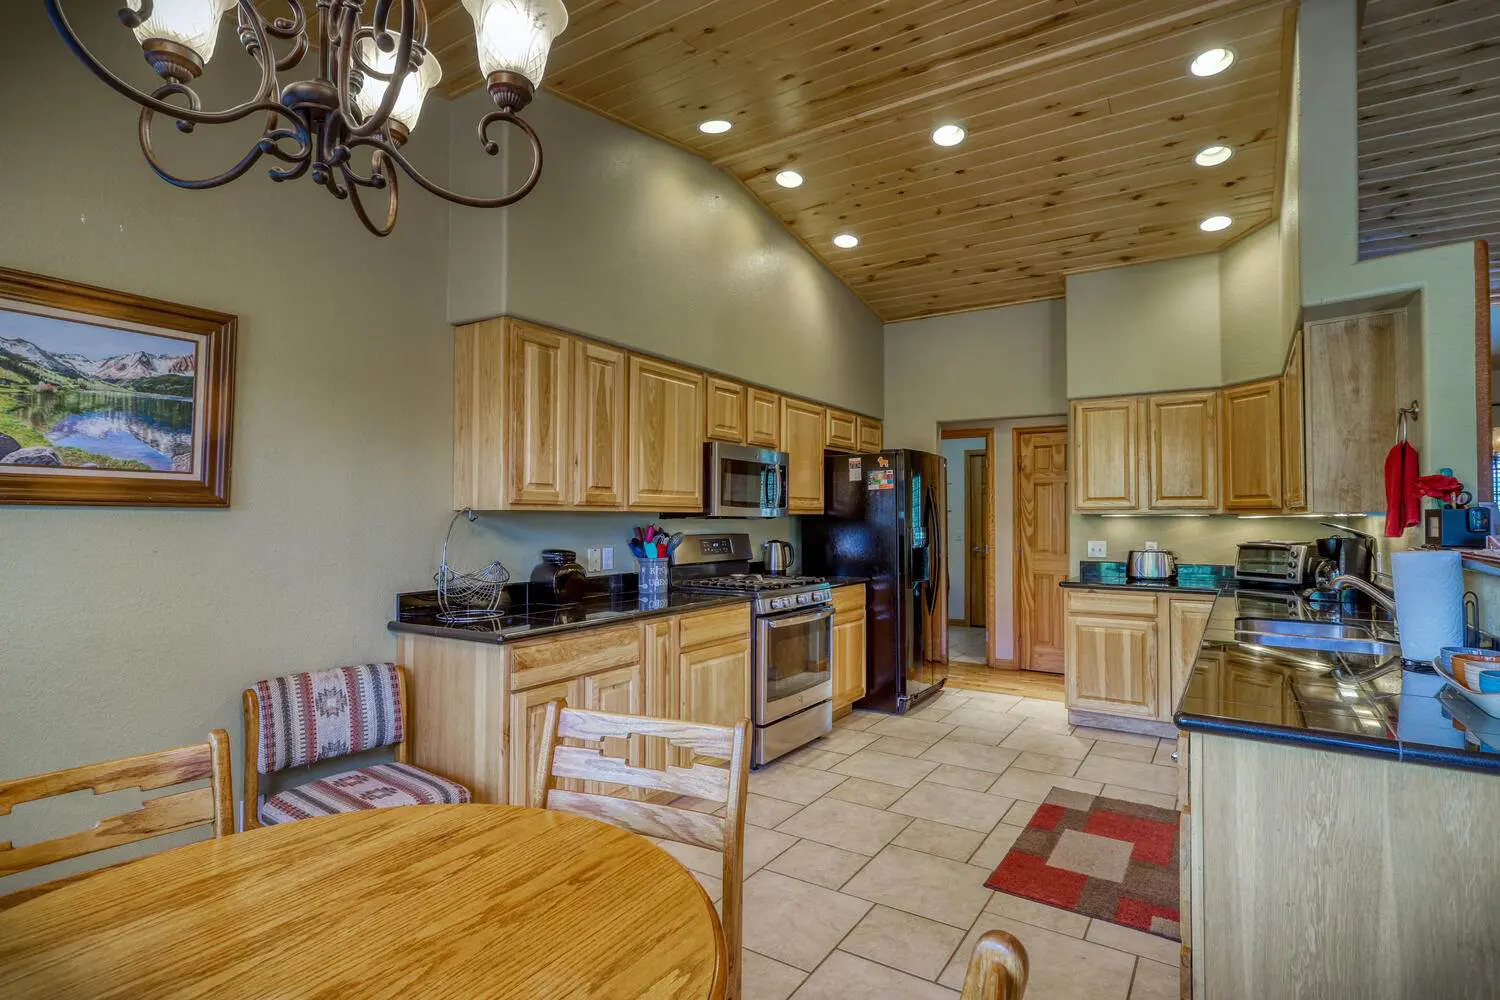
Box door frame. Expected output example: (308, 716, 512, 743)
(1012, 424, 1069, 672)
(939, 426, 996, 665)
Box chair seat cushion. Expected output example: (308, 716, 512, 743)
(260, 762, 470, 825)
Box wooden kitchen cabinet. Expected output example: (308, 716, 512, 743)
(1065, 612, 1159, 719)
(825, 408, 859, 452)
(782, 397, 828, 514)
(1166, 597, 1214, 718)
(679, 638, 752, 728)
(856, 416, 883, 452)
(1072, 396, 1142, 510)
(572, 339, 627, 508)
(704, 376, 746, 444)
(1221, 378, 1283, 511)
(746, 387, 781, 448)
(1147, 391, 1219, 510)
(508, 677, 582, 804)
(628, 355, 704, 512)
(1281, 329, 1307, 512)
(831, 585, 867, 715)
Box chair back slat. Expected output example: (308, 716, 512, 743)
(545, 789, 726, 852)
(0, 730, 232, 889)
(556, 710, 734, 759)
(549, 745, 731, 801)
(960, 930, 1030, 1000)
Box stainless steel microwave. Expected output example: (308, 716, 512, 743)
(705, 442, 788, 518)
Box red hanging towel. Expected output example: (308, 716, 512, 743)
(1384, 441, 1420, 537)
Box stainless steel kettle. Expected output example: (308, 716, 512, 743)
(763, 539, 796, 575)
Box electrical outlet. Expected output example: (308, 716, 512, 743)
(1087, 540, 1108, 558)
(1143, 540, 1159, 551)
(601, 546, 615, 571)
(585, 547, 603, 574)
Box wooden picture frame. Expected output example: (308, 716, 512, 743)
(0, 267, 235, 507)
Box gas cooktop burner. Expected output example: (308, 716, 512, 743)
(678, 573, 828, 593)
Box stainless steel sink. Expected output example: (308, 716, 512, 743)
(1233, 617, 1400, 657)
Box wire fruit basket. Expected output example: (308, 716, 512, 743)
(435, 509, 509, 622)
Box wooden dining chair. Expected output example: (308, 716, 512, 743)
(959, 930, 1030, 1000)
(532, 701, 751, 1000)
(0, 729, 233, 908)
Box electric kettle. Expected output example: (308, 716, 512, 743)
(763, 540, 796, 575)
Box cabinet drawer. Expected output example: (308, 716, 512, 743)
(511, 624, 642, 690)
(679, 604, 751, 650)
(831, 584, 865, 616)
(1065, 589, 1159, 617)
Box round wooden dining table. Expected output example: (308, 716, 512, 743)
(0, 804, 725, 999)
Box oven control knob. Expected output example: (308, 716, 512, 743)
(798, 592, 811, 605)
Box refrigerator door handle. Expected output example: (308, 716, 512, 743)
(922, 484, 942, 615)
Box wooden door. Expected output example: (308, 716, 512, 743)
(1222, 379, 1283, 511)
(1304, 310, 1405, 513)
(704, 376, 746, 444)
(781, 397, 827, 514)
(679, 637, 752, 727)
(573, 339, 627, 508)
(856, 417, 883, 452)
(1147, 391, 1219, 510)
(1281, 329, 1307, 512)
(507, 320, 572, 506)
(628, 356, 704, 512)
(1065, 615, 1158, 717)
(825, 409, 858, 452)
(745, 387, 781, 448)
(1015, 427, 1069, 673)
(508, 677, 581, 805)
(580, 663, 645, 796)
(963, 450, 988, 628)
(1071, 397, 1141, 510)
(1165, 598, 1214, 720)
(832, 586, 867, 712)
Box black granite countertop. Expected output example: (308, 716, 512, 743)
(1173, 588, 1500, 773)
(388, 589, 750, 645)
(1060, 561, 1234, 594)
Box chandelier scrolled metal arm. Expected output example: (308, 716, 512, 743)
(44, 0, 565, 237)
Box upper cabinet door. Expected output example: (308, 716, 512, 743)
(1146, 391, 1219, 510)
(573, 339, 627, 508)
(1281, 329, 1307, 512)
(1222, 378, 1283, 511)
(628, 356, 704, 512)
(506, 320, 573, 507)
(782, 397, 827, 514)
(856, 417, 883, 452)
(825, 409, 858, 452)
(1072, 397, 1142, 511)
(704, 376, 746, 444)
(745, 387, 781, 448)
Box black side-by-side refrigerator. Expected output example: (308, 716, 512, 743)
(802, 449, 948, 714)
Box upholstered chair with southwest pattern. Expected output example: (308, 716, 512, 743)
(241, 663, 469, 829)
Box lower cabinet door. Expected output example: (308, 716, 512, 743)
(1165, 598, 1214, 721)
(508, 678, 581, 806)
(1065, 614, 1159, 718)
(679, 637, 752, 728)
(832, 612, 867, 711)
(580, 663, 645, 797)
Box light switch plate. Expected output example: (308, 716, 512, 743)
(1087, 540, 1107, 558)
(585, 547, 603, 574)
(601, 546, 615, 571)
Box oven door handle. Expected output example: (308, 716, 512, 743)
(763, 607, 834, 629)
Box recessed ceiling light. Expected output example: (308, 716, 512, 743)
(833, 233, 860, 249)
(698, 119, 732, 134)
(1189, 47, 1236, 77)
(1200, 214, 1233, 232)
(775, 169, 804, 188)
(930, 124, 967, 147)
(1194, 144, 1234, 167)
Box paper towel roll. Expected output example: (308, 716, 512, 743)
(1390, 549, 1464, 662)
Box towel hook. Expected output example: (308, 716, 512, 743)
(1397, 400, 1420, 443)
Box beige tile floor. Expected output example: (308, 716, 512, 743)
(663, 686, 1183, 1000)
(947, 626, 989, 664)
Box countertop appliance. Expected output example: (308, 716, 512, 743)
(763, 539, 795, 575)
(1424, 506, 1492, 548)
(672, 532, 833, 767)
(704, 442, 788, 518)
(801, 449, 948, 714)
(1235, 541, 1314, 586)
(1127, 549, 1177, 580)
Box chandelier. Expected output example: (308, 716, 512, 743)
(44, 0, 569, 236)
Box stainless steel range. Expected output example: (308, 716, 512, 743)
(673, 533, 834, 767)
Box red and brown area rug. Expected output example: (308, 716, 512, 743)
(984, 787, 1181, 940)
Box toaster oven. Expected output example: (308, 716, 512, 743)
(1235, 541, 1313, 585)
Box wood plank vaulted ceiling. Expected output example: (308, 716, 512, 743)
(1357, 0, 1500, 301)
(419, 0, 1299, 321)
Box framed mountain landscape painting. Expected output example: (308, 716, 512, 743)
(0, 267, 235, 506)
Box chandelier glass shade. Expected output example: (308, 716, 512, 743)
(45, 0, 570, 236)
